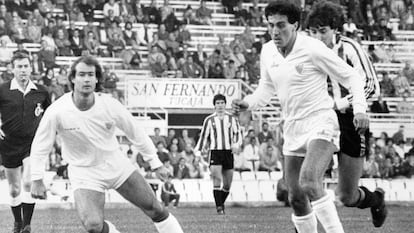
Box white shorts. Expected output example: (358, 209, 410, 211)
(283, 110, 340, 157)
(68, 155, 137, 193)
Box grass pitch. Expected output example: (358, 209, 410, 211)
(0, 205, 410, 233)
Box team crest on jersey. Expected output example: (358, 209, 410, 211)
(105, 121, 114, 130)
(295, 64, 304, 74)
(34, 103, 44, 117)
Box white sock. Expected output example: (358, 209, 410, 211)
(154, 213, 184, 233)
(312, 194, 344, 233)
(105, 220, 121, 233)
(10, 195, 21, 207)
(291, 211, 318, 233)
(22, 191, 35, 204)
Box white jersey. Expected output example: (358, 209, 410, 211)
(244, 33, 367, 122)
(31, 92, 162, 180)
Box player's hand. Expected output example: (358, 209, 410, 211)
(353, 112, 369, 134)
(0, 129, 5, 140)
(231, 99, 249, 115)
(154, 166, 170, 181)
(31, 180, 47, 200)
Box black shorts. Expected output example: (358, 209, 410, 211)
(0, 136, 32, 168)
(336, 111, 370, 158)
(209, 150, 234, 170)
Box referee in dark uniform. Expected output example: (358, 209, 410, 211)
(0, 52, 51, 233)
(307, 1, 387, 228)
(195, 94, 242, 214)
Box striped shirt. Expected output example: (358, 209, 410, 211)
(329, 35, 380, 110)
(195, 112, 242, 151)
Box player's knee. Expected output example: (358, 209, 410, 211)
(9, 186, 21, 197)
(151, 206, 169, 222)
(83, 218, 103, 233)
(22, 181, 31, 192)
(299, 179, 321, 200)
(337, 191, 357, 207)
(288, 193, 307, 210)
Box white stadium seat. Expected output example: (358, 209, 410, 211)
(240, 171, 256, 180)
(256, 171, 270, 180)
(270, 171, 283, 180)
(244, 181, 261, 202)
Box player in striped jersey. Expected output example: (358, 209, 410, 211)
(194, 94, 242, 214)
(306, 1, 387, 228)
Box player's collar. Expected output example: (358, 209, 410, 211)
(10, 78, 37, 95)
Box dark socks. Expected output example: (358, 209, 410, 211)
(213, 189, 222, 207)
(101, 221, 109, 233)
(221, 190, 230, 205)
(22, 203, 35, 227)
(357, 186, 381, 209)
(11, 204, 22, 224)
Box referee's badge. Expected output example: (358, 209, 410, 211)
(295, 64, 304, 74)
(34, 103, 44, 117)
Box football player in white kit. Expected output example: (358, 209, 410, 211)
(30, 56, 184, 233)
(232, 1, 369, 233)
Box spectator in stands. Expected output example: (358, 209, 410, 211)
(168, 144, 181, 167)
(9, 11, 26, 43)
(229, 34, 247, 53)
(149, 33, 167, 53)
(0, 39, 13, 65)
(173, 157, 190, 179)
(0, 18, 9, 38)
(343, 17, 359, 37)
(192, 44, 207, 68)
(240, 26, 255, 50)
(367, 45, 380, 63)
(103, 0, 120, 17)
(149, 45, 167, 77)
(392, 156, 404, 177)
(166, 129, 177, 148)
(233, 148, 251, 172)
(208, 49, 224, 69)
(396, 91, 414, 113)
(151, 127, 167, 148)
(48, 77, 65, 102)
(24, 18, 42, 43)
(162, 10, 180, 33)
(380, 72, 396, 97)
(165, 33, 180, 55)
(183, 5, 199, 25)
(55, 29, 72, 56)
(196, 0, 213, 25)
(372, 18, 395, 41)
(132, 0, 145, 23)
(376, 132, 389, 149)
(55, 67, 71, 93)
(221, 0, 237, 14)
(83, 31, 101, 56)
(258, 122, 273, 144)
(41, 18, 56, 38)
(0, 63, 13, 83)
(208, 63, 224, 79)
(78, 0, 93, 22)
(224, 60, 237, 79)
(214, 35, 232, 60)
(157, 142, 170, 163)
(242, 136, 260, 171)
(54, 17, 68, 39)
(178, 129, 195, 149)
(363, 154, 381, 178)
(386, 44, 399, 63)
(0, 5, 12, 25)
(393, 73, 411, 97)
(107, 32, 126, 57)
(229, 46, 246, 68)
(401, 5, 414, 30)
(234, 0, 251, 26)
(401, 153, 414, 178)
(37, 0, 54, 16)
(180, 143, 196, 165)
(181, 56, 204, 79)
(188, 156, 207, 179)
(83, 20, 98, 42)
(107, 20, 123, 41)
(392, 125, 406, 146)
(370, 95, 390, 113)
(144, 0, 161, 24)
(374, 43, 389, 63)
(259, 145, 280, 172)
(157, 24, 169, 41)
(165, 48, 178, 71)
(38, 39, 57, 69)
(123, 22, 139, 49)
(118, 0, 134, 23)
(402, 61, 414, 84)
(249, 0, 264, 26)
(176, 23, 191, 45)
(103, 68, 120, 94)
(162, 160, 174, 178)
(41, 68, 54, 87)
(69, 29, 83, 56)
(161, 175, 180, 207)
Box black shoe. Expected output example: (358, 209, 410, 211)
(12, 222, 22, 233)
(371, 188, 387, 227)
(216, 206, 225, 215)
(21, 225, 31, 233)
